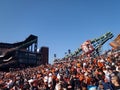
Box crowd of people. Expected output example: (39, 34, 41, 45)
(0, 48, 120, 90)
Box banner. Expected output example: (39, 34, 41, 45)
(81, 40, 94, 54)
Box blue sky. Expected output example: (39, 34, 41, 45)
(0, 0, 120, 64)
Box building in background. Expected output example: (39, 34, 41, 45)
(0, 35, 49, 70)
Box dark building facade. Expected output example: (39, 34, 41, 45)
(0, 35, 49, 70)
(40, 47, 49, 65)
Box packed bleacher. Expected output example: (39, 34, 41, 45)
(0, 48, 120, 90)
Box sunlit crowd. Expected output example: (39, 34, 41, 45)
(0, 48, 120, 90)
